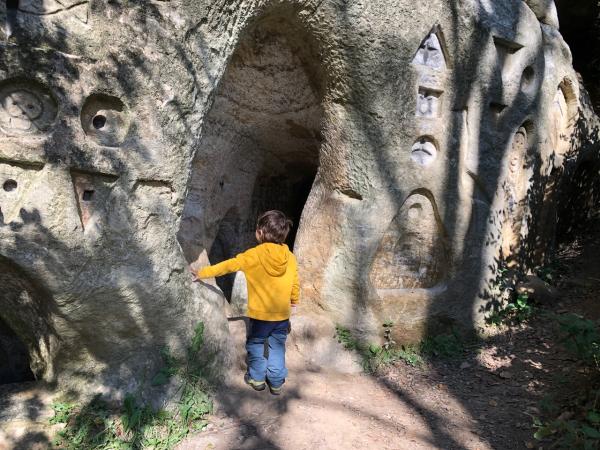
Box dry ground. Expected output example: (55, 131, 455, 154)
(1, 229, 599, 450)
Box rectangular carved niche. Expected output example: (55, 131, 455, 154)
(71, 170, 117, 232)
(416, 88, 443, 118)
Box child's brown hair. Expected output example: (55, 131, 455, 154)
(256, 210, 293, 244)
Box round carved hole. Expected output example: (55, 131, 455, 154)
(3, 179, 17, 192)
(411, 137, 438, 166)
(92, 115, 107, 130)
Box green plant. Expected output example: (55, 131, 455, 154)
(395, 345, 424, 367)
(50, 322, 213, 450)
(335, 325, 361, 351)
(335, 323, 424, 371)
(486, 292, 534, 325)
(534, 409, 600, 449)
(421, 332, 464, 358)
(49, 402, 75, 424)
(556, 313, 600, 368)
(532, 314, 600, 448)
(151, 348, 179, 386)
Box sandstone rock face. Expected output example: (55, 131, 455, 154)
(0, 0, 598, 392)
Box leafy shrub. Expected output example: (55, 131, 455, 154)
(421, 332, 464, 358)
(556, 314, 600, 367)
(487, 292, 534, 325)
(533, 315, 600, 448)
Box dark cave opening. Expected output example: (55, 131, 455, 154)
(0, 315, 35, 384)
(176, 12, 325, 303)
(555, 0, 600, 111)
(208, 162, 318, 302)
(556, 160, 600, 244)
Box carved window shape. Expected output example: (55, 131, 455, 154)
(416, 88, 443, 118)
(370, 193, 447, 289)
(413, 32, 447, 70)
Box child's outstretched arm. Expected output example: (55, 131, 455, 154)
(193, 255, 244, 280)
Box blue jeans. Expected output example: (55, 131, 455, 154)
(246, 319, 289, 388)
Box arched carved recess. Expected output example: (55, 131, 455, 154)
(178, 7, 325, 284)
(549, 78, 577, 156)
(0, 256, 58, 381)
(500, 122, 534, 260)
(370, 190, 449, 290)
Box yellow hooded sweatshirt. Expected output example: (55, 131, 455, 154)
(197, 243, 299, 321)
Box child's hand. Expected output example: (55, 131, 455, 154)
(189, 265, 199, 282)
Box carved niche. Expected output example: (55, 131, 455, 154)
(549, 84, 572, 155)
(413, 32, 446, 70)
(411, 137, 438, 166)
(370, 193, 447, 290)
(0, 79, 58, 136)
(81, 94, 129, 147)
(71, 171, 117, 232)
(501, 126, 530, 258)
(416, 88, 442, 118)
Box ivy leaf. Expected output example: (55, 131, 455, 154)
(534, 426, 553, 440)
(582, 425, 600, 439)
(587, 411, 600, 424)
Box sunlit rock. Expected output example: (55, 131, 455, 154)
(0, 0, 597, 397)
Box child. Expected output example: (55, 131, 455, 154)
(191, 210, 299, 395)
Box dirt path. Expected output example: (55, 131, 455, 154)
(178, 359, 489, 450)
(178, 227, 600, 450)
(177, 316, 573, 450)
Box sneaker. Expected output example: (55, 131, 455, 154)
(267, 381, 283, 396)
(244, 373, 266, 391)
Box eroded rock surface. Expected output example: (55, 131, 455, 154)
(0, 0, 598, 396)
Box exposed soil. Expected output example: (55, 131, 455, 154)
(177, 319, 572, 450)
(178, 228, 600, 450)
(1, 229, 599, 450)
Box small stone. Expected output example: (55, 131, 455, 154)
(460, 362, 471, 369)
(526, 441, 535, 449)
(489, 399, 498, 407)
(499, 371, 512, 379)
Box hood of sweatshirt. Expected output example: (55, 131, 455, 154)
(256, 243, 290, 277)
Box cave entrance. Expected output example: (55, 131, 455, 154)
(0, 315, 35, 384)
(178, 12, 324, 303)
